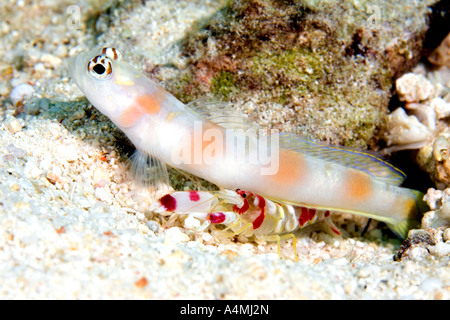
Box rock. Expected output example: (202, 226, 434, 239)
(435, 188, 450, 221)
(164, 227, 190, 243)
(3, 114, 23, 134)
(396, 73, 435, 102)
(424, 188, 443, 210)
(184, 215, 201, 229)
(443, 228, 450, 241)
(383, 107, 433, 153)
(393, 229, 436, 261)
(153, 0, 437, 148)
(431, 97, 450, 119)
(24, 160, 43, 180)
(428, 33, 450, 67)
(404, 102, 436, 131)
(429, 242, 450, 257)
(9, 83, 35, 106)
(23, 97, 41, 115)
(417, 134, 450, 188)
(40, 53, 62, 68)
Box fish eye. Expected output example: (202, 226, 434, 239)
(87, 54, 113, 80)
(101, 47, 122, 61)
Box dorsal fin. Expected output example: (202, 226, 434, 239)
(186, 97, 260, 131)
(277, 133, 406, 186)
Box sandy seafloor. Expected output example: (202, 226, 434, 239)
(0, 0, 449, 299)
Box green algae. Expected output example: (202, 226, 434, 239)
(251, 47, 325, 85)
(211, 71, 238, 99)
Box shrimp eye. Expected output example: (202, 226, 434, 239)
(101, 47, 122, 61)
(87, 54, 113, 80)
(236, 189, 247, 198)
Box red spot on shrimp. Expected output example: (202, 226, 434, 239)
(208, 212, 226, 224)
(252, 194, 266, 229)
(255, 195, 266, 211)
(189, 191, 200, 202)
(252, 212, 265, 229)
(233, 199, 249, 214)
(331, 226, 341, 235)
(159, 194, 177, 211)
(233, 190, 254, 214)
(324, 211, 330, 218)
(298, 207, 316, 226)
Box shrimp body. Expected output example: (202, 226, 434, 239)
(150, 189, 341, 239)
(70, 47, 427, 238)
(150, 188, 341, 260)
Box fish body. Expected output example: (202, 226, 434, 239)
(70, 47, 426, 238)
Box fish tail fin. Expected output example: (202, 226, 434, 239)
(387, 189, 428, 238)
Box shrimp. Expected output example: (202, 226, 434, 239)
(150, 188, 341, 260)
(69, 47, 427, 247)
